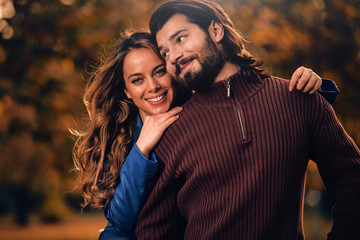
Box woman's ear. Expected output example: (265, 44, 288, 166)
(124, 88, 132, 99)
(208, 20, 224, 43)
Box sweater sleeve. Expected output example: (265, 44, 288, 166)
(318, 78, 340, 105)
(135, 174, 180, 239)
(103, 143, 158, 234)
(310, 97, 360, 240)
(135, 139, 182, 239)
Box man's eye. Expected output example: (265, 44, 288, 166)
(162, 51, 169, 58)
(177, 36, 185, 42)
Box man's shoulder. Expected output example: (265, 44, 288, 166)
(266, 76, 330, 113)
(256, 76, 295, 100)
(168, 98, 199, 130)
(264, 76, 318, 99)
(175, 93, 203, 118)
(153, 100, 198, 163)
(157, 96, 204, 147)
(255, 75, 330, 119)
(264, 76, 291, 90)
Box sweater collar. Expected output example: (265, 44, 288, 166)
(191, 69, 265, 106)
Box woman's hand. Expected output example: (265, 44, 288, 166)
(136, 106, 183, 158)
(289, 66, 322, 94)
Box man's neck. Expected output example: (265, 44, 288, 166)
(214, 62, 239, 82)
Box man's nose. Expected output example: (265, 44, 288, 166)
(169, 48, 182, 65)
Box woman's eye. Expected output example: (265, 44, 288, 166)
(155, 68, 166, 77)
(131, 78, 142, 84)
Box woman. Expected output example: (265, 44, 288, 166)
(72, 31, 338, 239)
(73, 31, 189, 239)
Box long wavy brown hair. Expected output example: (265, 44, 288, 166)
(72, 31, 167, 211)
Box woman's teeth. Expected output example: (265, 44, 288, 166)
(147, 93, 166, 102)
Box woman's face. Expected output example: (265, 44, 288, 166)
(123, 47, 175, 120)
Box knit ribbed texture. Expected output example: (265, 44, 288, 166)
(135, 71, 360, 240)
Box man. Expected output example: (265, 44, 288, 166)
(135, 0, 360, 239)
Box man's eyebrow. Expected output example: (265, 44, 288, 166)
(169, 29, 186, 41)
(158, 29, 186, 52)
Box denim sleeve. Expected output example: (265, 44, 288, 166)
(103, 143, 158, 234)
(318, 78, 340, 105)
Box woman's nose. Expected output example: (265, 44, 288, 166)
(147, 77, 161, 91)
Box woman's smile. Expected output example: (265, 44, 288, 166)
(145, 92, 168, 104)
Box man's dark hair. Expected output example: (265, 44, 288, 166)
(149, 0, 269, 79)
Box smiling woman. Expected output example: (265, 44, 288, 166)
(72, 31, 191, 239)
(123, 47, 175, 119)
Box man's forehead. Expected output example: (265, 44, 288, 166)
(155, 14, 190, 46)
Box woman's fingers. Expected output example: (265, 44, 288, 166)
(289, 66, 321, 94)
(289, 66, 304, 91)
(152, 106, 183, 127)
(296, 67, 312, 91)
(302, 73, 316, 93)
(159, 106, 183, 120)
(136, 106, 183, 157)
(309, 75, 322, 94)
(161, 114, 180, 129)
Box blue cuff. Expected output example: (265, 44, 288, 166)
(319, 78, 340, 105)
(132, 144, 158, 187)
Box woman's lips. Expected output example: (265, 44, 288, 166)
(145, 92, 168, 105)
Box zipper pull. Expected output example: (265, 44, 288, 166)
(226, 78, 231, 97)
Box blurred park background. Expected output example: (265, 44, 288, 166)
(0, 0, 359, 239)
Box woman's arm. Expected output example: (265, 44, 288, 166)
(103, 144, 158, 234)
(318, 78, 340, 105)
(288, 66, 339, 105)
(103, 106, 183, 234)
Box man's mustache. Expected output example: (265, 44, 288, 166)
(175, 56, 196, 75)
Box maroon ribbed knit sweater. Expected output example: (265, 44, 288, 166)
(135, 70, 360, 240)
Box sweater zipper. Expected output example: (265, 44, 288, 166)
(226, 78, 246, 140)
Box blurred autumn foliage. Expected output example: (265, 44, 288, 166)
(0, 0, 359, 228)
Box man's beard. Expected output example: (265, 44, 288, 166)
(175, 36, 225, 91)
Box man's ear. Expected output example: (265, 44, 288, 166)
(208, 20, 224, 43)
